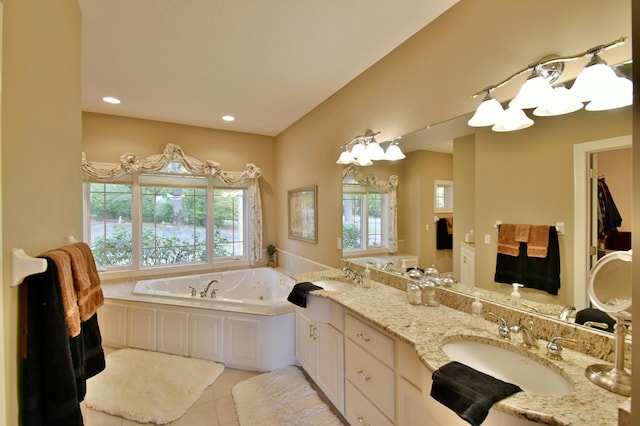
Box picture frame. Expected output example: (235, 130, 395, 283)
(288, 185, 318, 243)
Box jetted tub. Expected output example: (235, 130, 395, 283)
(133, 267, 295, 308)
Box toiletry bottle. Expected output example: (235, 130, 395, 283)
(468, 292, 484, 330)
(363, 266, 371, 288)
(401, 259, 407, 272)
(511, 283, 523, 306)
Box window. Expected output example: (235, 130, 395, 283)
(342, 173, 389, 251)
(85, 161, 249, 272)
(434, 180, 454, 213)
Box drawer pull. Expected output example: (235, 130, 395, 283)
(309, 324, 317, 340)
(356, 332, 371, 342)
(356, 369, 371, 381)
(357, 416, 370, 425)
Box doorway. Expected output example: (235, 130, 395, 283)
(574, 135, 632, 309)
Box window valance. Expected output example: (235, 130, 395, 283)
(82, 143, 264, 264)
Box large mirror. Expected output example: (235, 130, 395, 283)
(344, 62, 633, 337)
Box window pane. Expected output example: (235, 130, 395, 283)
(89, 183, 133, 268)
(342, 193, 363, 250)
(141, 185, 207, 266)
(213, 188, 245, 258)
(368, 193, 383, 247)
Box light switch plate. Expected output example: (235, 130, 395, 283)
(484, 234, 491, 244)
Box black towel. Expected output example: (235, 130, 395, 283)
(495, 226, 560, 295)
(22, 259, 84, 425)
(287, 282, 324, 307)
(437, 218, 453, 250)
(430, 361, 522, 426)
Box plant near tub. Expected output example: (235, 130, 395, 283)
(267, 244, 277, 267)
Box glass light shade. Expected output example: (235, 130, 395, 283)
(355, 156, 373, 166)
(385, 143, 405, 160)
(569, 61, 618, 102)
(586, 76, 633, 111)
(336, 149, 354, 164)
(509, 75, 554, 109)
(468, 97, 505, 127)
(350, 142, 366, 159)
(533, 86, 584, 117)
(491, 107, 534, 132)
(365, 140, 386, 160)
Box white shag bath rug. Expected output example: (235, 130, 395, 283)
(85, 348, 224, 424)
(232, 365, 343, 426)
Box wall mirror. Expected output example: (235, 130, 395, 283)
(348, 61, 633, 338)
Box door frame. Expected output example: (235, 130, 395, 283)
(573, 135, 631, 309)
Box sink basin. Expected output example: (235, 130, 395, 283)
(313, 279, 355, 292)
(442, 339, 574, 396)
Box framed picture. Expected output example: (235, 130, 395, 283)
(288, 185, 318, 243)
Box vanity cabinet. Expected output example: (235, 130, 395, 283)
(294, 300, 345, 414)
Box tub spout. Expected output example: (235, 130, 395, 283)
(200, 279, 219, 298)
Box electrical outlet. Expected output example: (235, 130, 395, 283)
(425, 224, 430, 231)
(484, 234, 491, 244)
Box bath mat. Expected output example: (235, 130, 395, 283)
(85, 348, 224, 424)
(232, 365, 343, 426)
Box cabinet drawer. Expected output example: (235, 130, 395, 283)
(345, 381, 393, 426)
(345, 314, 394, 367)
(346, 339, 395, 420)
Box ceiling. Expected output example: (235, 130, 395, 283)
(79, 0, 459, 137)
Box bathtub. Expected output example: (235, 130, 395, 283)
(133, 267, 295, 308)
(100, 267, 297, 371)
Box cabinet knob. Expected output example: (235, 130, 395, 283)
(357, 416, 370, 425)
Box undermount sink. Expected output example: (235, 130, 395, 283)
(313, 279, 355, 292)
(442, 339, 575, 396)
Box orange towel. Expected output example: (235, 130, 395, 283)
(42, 250, 81, 337)
(445, 217, 453, 235)
(527, 225, 550, 258)
(497, 224, 520, 256)
(514, 224, 530, 242)
(60, 242, 104, 322)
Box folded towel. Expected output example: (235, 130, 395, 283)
(527, 225, 550, 258)
(437, 218, 453, 250)
(42, 250, 81, 337)
(446, 217, 454, 235)
(514, 224, 530, 242)
(497, 224, 519, 256)
(430, 361, 522, 426)
(60, 242, 104, 322)
(287, 282, 324, 307)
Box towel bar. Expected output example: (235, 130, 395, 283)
(9, 236, 80, 287)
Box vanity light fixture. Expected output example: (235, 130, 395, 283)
(336, 131, 405, 166)
(468, 37, 631, 132)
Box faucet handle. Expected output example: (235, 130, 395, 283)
(546, 336, 577, 360)
(583, 321, 610, 330)
(488, 312, 511, 339)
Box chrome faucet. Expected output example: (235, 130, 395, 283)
(200, 279, 219, 298)
(558, 305, 576, 321)
(509, 322, 538, 348)
(342, 266, 363, 285)
(488, 313, 511, 339)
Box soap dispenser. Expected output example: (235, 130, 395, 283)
(362, 265, 371, 288)
(511, 283, 523, 306)
(468, 292, 485, 330)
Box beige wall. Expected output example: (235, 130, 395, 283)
(82, 113, 279, 248)
(275, 0, 631, 270)
(453, 133, 476, 276)
(1, 0, 82, 423)
(598, 147, 633, 233)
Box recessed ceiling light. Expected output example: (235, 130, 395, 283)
(222, 115, 235, 122)
(102, 96, 121, 104)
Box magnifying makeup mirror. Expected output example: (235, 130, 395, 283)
(584, 250, 632, 396)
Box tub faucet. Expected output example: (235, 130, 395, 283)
(200, 279, 219, 298)
(510, 322, 538, 348)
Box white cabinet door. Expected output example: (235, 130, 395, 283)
(225, 316, 261, 369)
(157, 309, 189, 356)
(98, 301, 127, 347)
(189, 312, 224, 362)
(316, 322, 344, 413)
(295, 308, 316, 377)
(127, 305, 157, 350)
(460, 243, 475, 287)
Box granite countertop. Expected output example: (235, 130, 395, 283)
(294, 269, 628, 426)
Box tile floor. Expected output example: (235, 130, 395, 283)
(81, 347, 261, 426)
